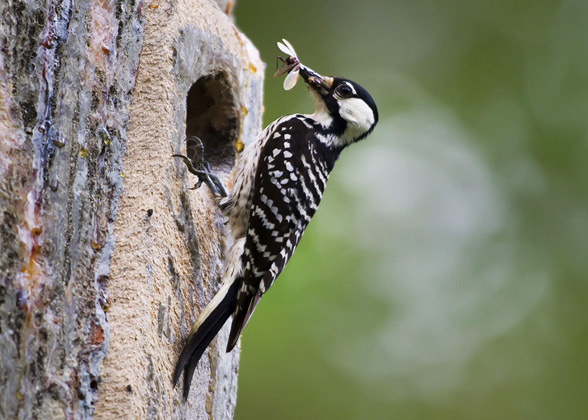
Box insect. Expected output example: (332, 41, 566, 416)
(173, 39, 378, 399)
(274, 39, 324, 91)
(275, 39, 301, 90)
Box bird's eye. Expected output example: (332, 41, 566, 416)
(336, 84, 353, 98)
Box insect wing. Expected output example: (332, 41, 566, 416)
(281, 39, 297, 58)
(277, 41, 293, 57)
(277, 39, 297, 58)
(283, 66, 300, 90)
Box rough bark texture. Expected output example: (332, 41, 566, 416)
(0, 0, 263, 418)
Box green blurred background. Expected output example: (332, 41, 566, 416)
(234, 1, 588, 419)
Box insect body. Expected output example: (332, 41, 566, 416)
(173, 40, 378, 399)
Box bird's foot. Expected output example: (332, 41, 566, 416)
(172, 136, 228, 197)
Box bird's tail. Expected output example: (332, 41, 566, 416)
(172, 279, 239, 399)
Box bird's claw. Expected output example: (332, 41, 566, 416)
(172, 136, 228, 198)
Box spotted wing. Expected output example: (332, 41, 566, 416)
(226, 118, 332, 350)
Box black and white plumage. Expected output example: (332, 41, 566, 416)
(173, 41, 378, 399)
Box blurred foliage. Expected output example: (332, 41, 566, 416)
(234, 1, 588, 419)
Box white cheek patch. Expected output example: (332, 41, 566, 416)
(338, 98, 375, 130)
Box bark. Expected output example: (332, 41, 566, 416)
(0, 0, 263, 418)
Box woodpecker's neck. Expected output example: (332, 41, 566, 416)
(306, 89, 350, 149)
(306, 88, 333, 129)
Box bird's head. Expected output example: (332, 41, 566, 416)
(300, 69, 379, 145)
(275, 39, 378, 146)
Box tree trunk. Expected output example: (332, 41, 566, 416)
(0, 0, 263, 418)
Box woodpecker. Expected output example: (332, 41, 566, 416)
(173, 40, 378, 399)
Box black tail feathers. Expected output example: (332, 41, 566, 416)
(172, 281, 238, 399)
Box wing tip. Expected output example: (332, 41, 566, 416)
(226, 322, 241, 353)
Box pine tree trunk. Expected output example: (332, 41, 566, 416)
(0, 0, 263, 418)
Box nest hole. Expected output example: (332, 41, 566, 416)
(185, 73, 238, 174)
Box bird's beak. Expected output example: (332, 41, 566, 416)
(307, 76, 324, 90)
(300, 66, 331, 94)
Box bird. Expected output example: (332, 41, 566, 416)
(172, 40, 378, 399)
